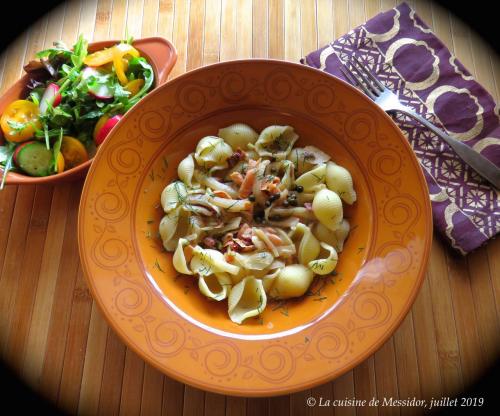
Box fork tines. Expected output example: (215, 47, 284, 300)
(340, 55, 384, 99)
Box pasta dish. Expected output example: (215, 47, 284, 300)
(159, 123, 356, 324)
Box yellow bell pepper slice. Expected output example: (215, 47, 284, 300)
(84, 43, 139, 70)
(124, 78, 145, 96)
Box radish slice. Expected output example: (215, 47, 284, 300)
(39, 83, 62, 115)
(95, 114, 123, 145)
(82, 67, 114, 100)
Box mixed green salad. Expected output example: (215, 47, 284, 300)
(0, 34, 154, 188)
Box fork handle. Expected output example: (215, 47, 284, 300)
(392, 109, 500, 189)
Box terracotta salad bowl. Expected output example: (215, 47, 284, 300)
(0, 36, 176, 185)
(78, 59, 432, 396)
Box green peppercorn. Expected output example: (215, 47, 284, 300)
(295, 185, 304, 193)
(249, 194, 256, 202)
(270, 193, 280, 202)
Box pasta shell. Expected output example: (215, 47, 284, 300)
(233, 251, 275, 271)
(161, 181, 187, 213)
(159, 209, 179, 250)
(312, 188, 343, 230)
(289, 223, 321, 265)
(177, 153, 195, 187)
(287, 146, 331, 175)
(193, 170, 239, 198)
(279, 160, 295, 190)
(192, 246, 240, 275)
(325, 161, 357, 204)
(254, 125, 299, 159)
(195, 136, 233, 168)
(218, 123, 259, 150)
(261, 268, 281, 293)
(313, 219, 350, 252)
(294, 163, 327, 192)
(308, 242, 338, 275)
(172, 238, 193, 275)
(268, 264, 314, 299)
(228, 276, 267, 324)
(199, 272, 232, 301)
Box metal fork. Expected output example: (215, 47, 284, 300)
(340, 57, 500, 189)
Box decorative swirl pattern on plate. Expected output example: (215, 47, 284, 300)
(90, 233, 129, 270)
(352, 291, 391, 324)
(313, 323, 349, 360)
(107, 142, 142, 176)
(304, 84, 337, 114)
(219, 71, 249, 102)
(250, 344, 295, 383)
(264, 70, 294, 101)
(115, 286, 151, 317)
(369, 148, 402, 177)
(344, 110, 376, 141)
(138, 110, 170, 139)
(176, 82, 208, 113)
(202, 341, 241, 377)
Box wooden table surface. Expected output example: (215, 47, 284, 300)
(0, 0, 498, 415)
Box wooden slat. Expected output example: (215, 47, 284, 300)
(97, 329, 127, 415)
(284, 0, 301, 61)
(353, 357, 377, 416)
(252, 0, 268, 58)
(393, 313, 421, 416)
(411, 277, 443, 400)
(203, 0, 222, 64)
(119, 348, 146, 416)
(141, 0, 160, 38)
(374, 339, 400, 416)
(204, 392, 226, 416)
(162, 377, 185, 415)
(38, 183, 83, 402)
(236, 0, 253, 59)
(140, 364, 165, 416)
(169, 0, 190, 78)
(332, 371, 355, 416)
(78, 304, 110, 416)
(56, 266, 94, 415)
(183, 386, 205, 416)
(247, 397, 269, 416)
(186, 0, 205, 71)
(269, 395, 291, 416)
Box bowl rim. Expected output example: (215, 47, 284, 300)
(78, 58, 433, 396)
(0, 36, 177, 185)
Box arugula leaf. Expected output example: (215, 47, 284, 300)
(0, 143, 16, 190)
(6, 120, 28, 134)
(51, 127, 64, 173)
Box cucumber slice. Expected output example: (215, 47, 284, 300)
(16, 141, 53, 176)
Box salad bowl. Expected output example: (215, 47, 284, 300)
(0, 36, 177, 185)
(78, 59, 432, 396)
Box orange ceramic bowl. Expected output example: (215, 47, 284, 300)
(0, 37, 177, 185)
(78, 60, 432, 396)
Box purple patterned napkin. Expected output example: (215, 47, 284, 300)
(302, 2, 499, 255)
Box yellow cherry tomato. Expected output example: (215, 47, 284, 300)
(56, 152, 65, 173)
(124, 78, 145, 96)
(0, 100, 42, 142)
(84, 43, 140, 67)
(60, 136, 89, 169)
(93, 114, 109, 141)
